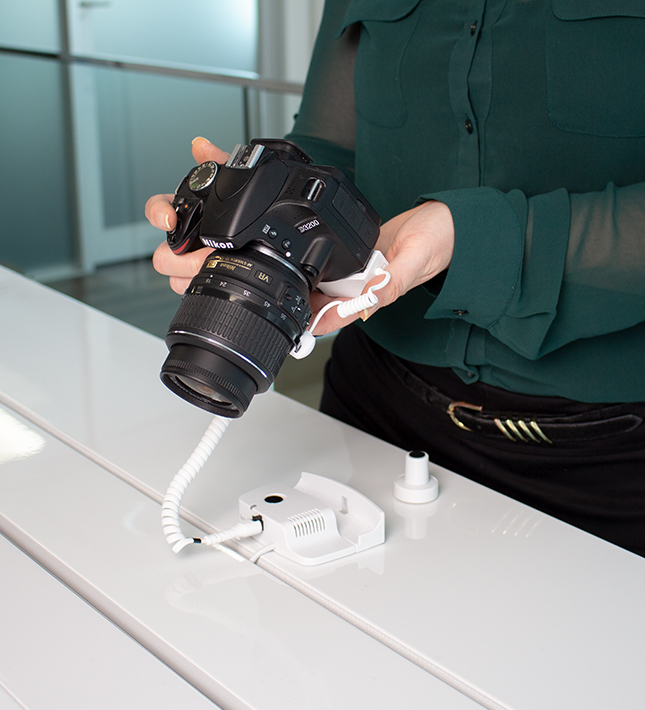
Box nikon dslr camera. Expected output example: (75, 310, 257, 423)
(160, 138, 380, 418)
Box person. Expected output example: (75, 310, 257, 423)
(146, 0, 645, 556)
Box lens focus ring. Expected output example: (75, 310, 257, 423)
(168, 293, 292, 379)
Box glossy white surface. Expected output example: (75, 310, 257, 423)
(0, 403, 477, 710)
(0, 688, 23, 710)
(2, 267, 645, 710)
(0, 533, 219, 710)
(0, 683, 25, 710)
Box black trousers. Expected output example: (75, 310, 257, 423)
(320, 324, 645, 557)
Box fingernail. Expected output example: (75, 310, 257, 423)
(165, 213, 171, 231)
(192, 136, 211, 145)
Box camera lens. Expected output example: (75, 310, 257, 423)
(161, 344, 256, 415)
(160, 244, 312, 417)
(175, 376, 221, 401)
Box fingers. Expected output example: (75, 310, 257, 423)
(308, 272, 387, 336)
(308, 292, 357, 335)
(191, 136, 230, 165)
(309, 297, 380, 336)
(145, 193, 176, 232)
(145, 138, 232, 295)
(152, 241, 213, 278)
(152, 241, 213, 295)
(146, 137, 231, 295)
(145, 138, 229, 232)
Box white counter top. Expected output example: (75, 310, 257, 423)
(0, 406, 470, 710)
(1, 266, 644, 710)
(0, 532, 219, 710)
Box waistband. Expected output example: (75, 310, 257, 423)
(384, 351, 643, 444)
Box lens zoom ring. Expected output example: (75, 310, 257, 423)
(170, 294, 292, 377)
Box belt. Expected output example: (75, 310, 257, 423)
(386, 355, 643, 444)
(444, 400, 642, 443)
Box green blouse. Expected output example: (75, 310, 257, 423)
(287, 0, 645, 403)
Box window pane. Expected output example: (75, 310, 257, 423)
(0, 53, 74, 276)
(92, 66, 246, 228)
(0, 1, 60, 53)
(68, 0, 257, 73)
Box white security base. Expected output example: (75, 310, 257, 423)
(239, 472, 385, 565)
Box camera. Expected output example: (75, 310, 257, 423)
(160, 139, 380, 418)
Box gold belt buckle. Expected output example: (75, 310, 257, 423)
(447, 401, 483, 431)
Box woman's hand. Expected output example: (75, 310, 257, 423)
(144, 137, 229, 294)
(309, 200, 455, 335)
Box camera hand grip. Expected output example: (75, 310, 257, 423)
(167, 196, 203, 254)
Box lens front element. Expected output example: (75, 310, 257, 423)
(161, 343, 256, 417)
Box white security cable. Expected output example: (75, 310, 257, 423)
(162, 267, 391, 555)
(162, 415, 262, 553)
(308, 267, 391, 333)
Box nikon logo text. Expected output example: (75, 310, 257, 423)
(203, 239, 235, 249)
(297, 219, 320, 234)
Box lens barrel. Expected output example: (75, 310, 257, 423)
(160, 244, 311, 417)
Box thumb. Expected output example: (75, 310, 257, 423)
(191, 137, 230, 165)
(365, 262, 405, 311)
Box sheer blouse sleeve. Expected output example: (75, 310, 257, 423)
(285, 0, 358, 177)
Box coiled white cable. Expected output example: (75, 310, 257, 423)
(162, 268, 391, 554)
(307, 268, 391, 333)
(162, 415, 262, 553)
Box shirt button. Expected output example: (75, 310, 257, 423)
(470, 21, 478, 35)
(465, 119, 474, 134)
(453, 309, 469, 316)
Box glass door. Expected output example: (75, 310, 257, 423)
(66, 0, 257, 270)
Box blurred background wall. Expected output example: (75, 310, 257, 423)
(0, 0, 324, 280)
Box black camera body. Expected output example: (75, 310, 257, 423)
(167, 138, 379, 284)
(160, 139, 380, 418)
